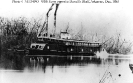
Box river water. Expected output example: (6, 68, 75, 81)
(0, 55, 133, 83)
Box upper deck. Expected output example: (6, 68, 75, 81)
(37, 37, 102, 47)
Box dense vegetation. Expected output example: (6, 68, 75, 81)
(0, 17, 42, 51)
(0, 17, 41, 68)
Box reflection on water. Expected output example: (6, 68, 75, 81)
(25, 56, 102, 73)
(0, 54, 133, 83)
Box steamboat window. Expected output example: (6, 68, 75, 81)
(67, 42, 70, 45)
(71, 48, 73, 51)
(32, 46, 35, 48)
(85, 43, 87, 46)
(43, 38, 45, 41)
(35, 45, 39, 49)
(67, 42, 69, 45)
(66, 42, 68, 45)
(82, 49, 83, 52)
(39, 46, 41, 48)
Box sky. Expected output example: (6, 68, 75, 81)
(0, 0, 133, 41)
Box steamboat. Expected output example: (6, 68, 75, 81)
(27, 4, 104, 57)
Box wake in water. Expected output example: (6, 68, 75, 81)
(96, 48, 109, 60)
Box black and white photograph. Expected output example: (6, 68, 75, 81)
(0, 0, 133, 83)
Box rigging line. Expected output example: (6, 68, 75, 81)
(99, 64, 111, 83)
(108, 72, 115, 83)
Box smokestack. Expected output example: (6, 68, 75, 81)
(46, 4, 54, 36)
(54, 4, 60, 36)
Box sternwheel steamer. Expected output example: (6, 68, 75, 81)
(27, 4, 105, 57)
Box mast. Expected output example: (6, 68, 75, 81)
(66, 22, 69, 32)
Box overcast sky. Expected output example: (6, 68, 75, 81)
(0, 0, 133, 41)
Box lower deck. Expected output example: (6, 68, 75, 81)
(27, 43, 103, 56)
